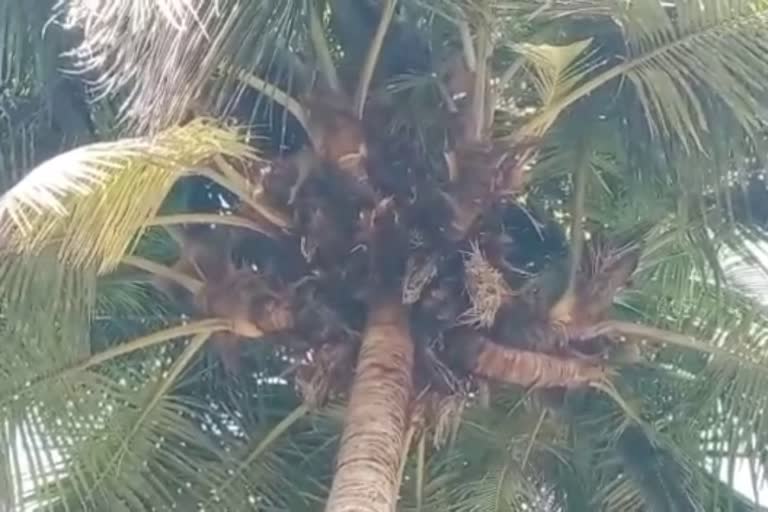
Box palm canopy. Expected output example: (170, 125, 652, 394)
(3, 0, 768, 510)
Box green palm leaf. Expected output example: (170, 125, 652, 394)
(0, 119, 254, 273)
(616, 266, 768, 490)
(515, 38, 601, 136)
(523, 0, 768, 151)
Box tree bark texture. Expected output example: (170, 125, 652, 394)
(325, 298, 415, 512)
(450, 329, 605, 389)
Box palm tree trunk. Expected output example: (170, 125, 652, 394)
(325, 298, 414, 512)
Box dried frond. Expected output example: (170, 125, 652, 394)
(295, 344, 356, 409)
(407, 389, 468, 450)
(574, 239, 641, 324)
(408, 391, 430, 441)
(461, 241, 514, 327)
(64, 0, 310, 133)
(432, 392, 469, 449)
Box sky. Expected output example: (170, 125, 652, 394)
(723, 459, 767, 506)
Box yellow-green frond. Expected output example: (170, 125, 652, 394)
(0, 119, 255, 273)
(515, 38, 601, 136)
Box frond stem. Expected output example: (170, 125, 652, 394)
(567, 155, 588, 286)
(122, 255, 204, 294)
(309, 1, 341, 92)
(85, 332, 211, 499)
(478, 379, 491, 408)
(190, 166, 253, 204)
(212, 152, 262, 186)
(189, 163, 291, 230)
(397, 423, 416, 493)
(470, 23, 490, 141)
(494, 457, 512, 512)
(521, 408, 547, 471)
(203, 404, 308, 503)
(551, 141, 589, 321)
(497, 57, 524, 91)
(415, 434, 425, 512)
(148, 213, 276, 237)
(73, 319, 230, 373)
(353, 0, 397, 119)
(233, 69, 309, 131)
(212, 155, 292, 229)
(589, 320, 768, 373)
(4, 319, 230, 404)
(458, 19, 477, 72)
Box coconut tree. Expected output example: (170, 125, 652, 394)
(4, 0, 768, 510)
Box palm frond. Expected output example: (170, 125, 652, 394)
(0, 119, 254, 273)
(64, 0, 310, 133)
(722, 226, 768, 302)
(618, 262, 768, 491)
(16, 374, 224, 510)
(434, 402, 570, 512)
(515, 38, 602, 136)
(5, 323, 312, 511)
(0, 251, 95, 390)
(48, 334, 211, 509)
(198, 404, 312, 510)
(0, 83, 97, 193)
(449, 463, 535, 512)
(399, 449, 466, 512)
(353, 0, 398, 119)
(525, 0, 768, 151)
